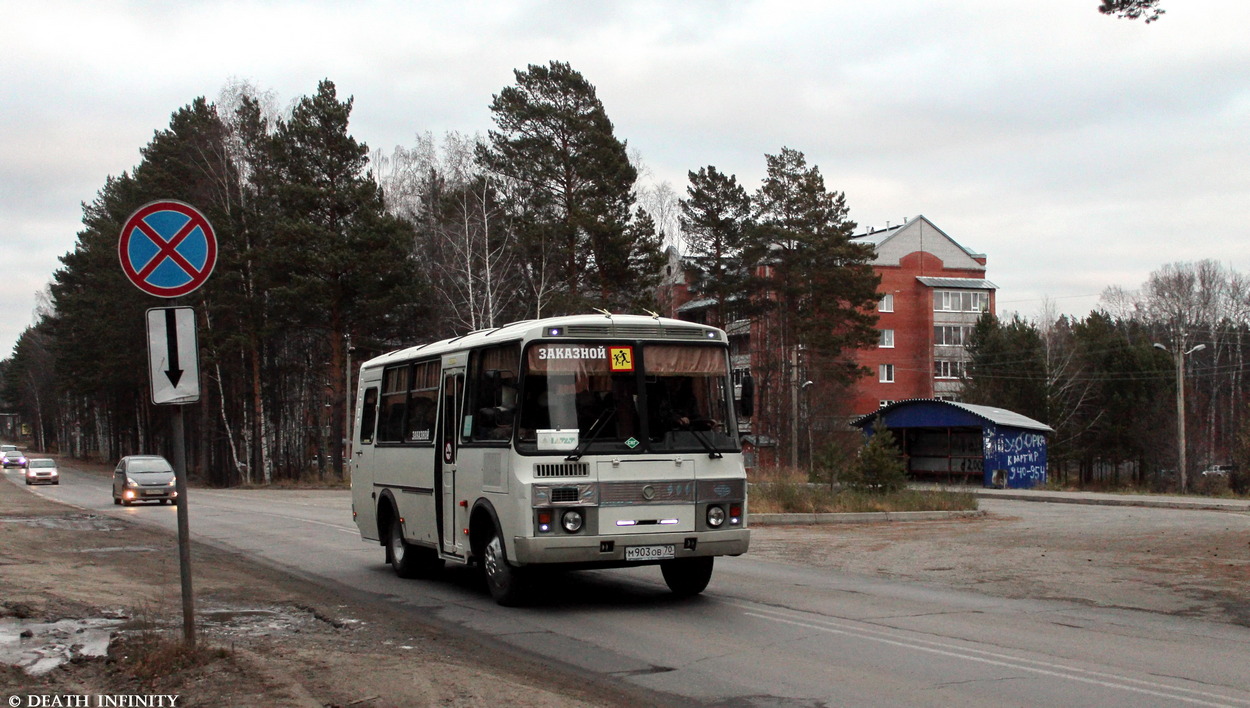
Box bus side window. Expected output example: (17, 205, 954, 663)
(406, 361, 438, 444)
(467, 344, 520, 442)
(359, 387, 379, 445)
(377, 365, 409, 443)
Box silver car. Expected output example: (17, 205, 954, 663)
(24, 458, 59, 485)
(112, 455, 178, 506)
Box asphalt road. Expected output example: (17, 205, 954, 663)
(7, 462, 1250, 707)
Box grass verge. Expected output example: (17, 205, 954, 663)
(748, 468, 978, 514)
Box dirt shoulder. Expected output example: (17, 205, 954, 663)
(0, 471, 633, 708)
(750, 500, 1250, 626)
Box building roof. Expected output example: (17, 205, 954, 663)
(852, 398, 1053, 433)
(852, 215, 987, 262)
(676, 297, 718, 313)
(851, 224, 903, 247)
(916, 277, 998, 290)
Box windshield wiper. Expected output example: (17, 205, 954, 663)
(689, 428, 724, 459)
(565, 406, 618, 462)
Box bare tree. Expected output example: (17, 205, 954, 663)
(1116, 260, 1246, 489)
(379, 132, 527, 333)
(1038, 300, 1101, 454)
(635, 179, 682, 251)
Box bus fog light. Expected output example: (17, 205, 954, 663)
(561, 510, 584, 533)
(707, 505, 726, 528)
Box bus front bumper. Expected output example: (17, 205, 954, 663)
(511, 528, 749, 567)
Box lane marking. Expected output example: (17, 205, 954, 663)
(738, 605, 1249, 706)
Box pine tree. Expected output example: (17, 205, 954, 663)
(748, 148, 880, 466)
(752, 148, 879, 375)
(478, 61, 660, 315)
(852, 418, 907, 493)
(266, 79, 422, 476)
(680, 166, 756, 329)
(962, 312, 1049, 422)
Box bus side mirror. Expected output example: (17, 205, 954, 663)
(739, 374, 754, 417)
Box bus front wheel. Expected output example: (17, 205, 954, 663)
(661, 556, 714, 597)
(483, 528, 528, 606)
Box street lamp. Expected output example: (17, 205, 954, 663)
(1153, 341, 1205, 494)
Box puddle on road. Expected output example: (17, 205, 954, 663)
(0, 617, 122, 675)
(0, 603, 361, 675)
(198, 602, 356, 637)
(0, 514, 127, 532)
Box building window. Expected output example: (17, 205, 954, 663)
(879, 364, 895, 383)
(879, 329, 894, 348)
(934, 360, 966, 379)
(935, 325, 973, 346)
(934, 290, 988, 313)
(878, 293, 894, 313)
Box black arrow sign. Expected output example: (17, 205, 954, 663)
(164, 308, 183, 387)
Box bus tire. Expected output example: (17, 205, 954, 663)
(661, 556, 714, 597)
(483, 527, 527, 606)
(388, 516, 442, 579)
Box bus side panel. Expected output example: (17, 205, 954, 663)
(456, 447, 512, 554)
(375, 445, 439, 546)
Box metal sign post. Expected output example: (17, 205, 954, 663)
(122, 201, 217, 650)
(146, 307, 200, 647)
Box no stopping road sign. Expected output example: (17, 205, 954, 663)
(119, 200, 217, 297)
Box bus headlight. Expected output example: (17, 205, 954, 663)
(561, 510, 584, 533)
(706, 505, 726, 528)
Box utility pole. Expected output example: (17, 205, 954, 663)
(1154, 340, 1205, 494)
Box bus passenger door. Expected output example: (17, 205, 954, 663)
(437, 370, 465, 557)
(351, 384, 380, 540)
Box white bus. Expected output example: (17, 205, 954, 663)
(351, 314, 750, 605)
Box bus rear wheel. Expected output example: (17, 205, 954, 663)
(661, 556, 714, 597)
(483, 528, 528, 606)
(388, 516, 442, 579)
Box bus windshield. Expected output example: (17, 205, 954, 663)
(516, 342, 737, 455)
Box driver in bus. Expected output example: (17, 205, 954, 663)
(477, 384, 517, 440)
(654, 377, 716, 432)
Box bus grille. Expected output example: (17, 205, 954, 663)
(600, 481, 696, 505)
(550, 487, 580, 503)
(534, 463, 589, 478)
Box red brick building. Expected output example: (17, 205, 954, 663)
(661, 215, 995, 468)
(850, 215, 995, 415)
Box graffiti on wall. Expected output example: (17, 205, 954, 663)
(1001, 431, 1047, 484)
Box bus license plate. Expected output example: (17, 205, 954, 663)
(625, 544, 675, 561)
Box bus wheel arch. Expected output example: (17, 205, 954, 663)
(468, 500, 502, 562)
(376, 490, 399, 557)
(377, 491, 442, 578)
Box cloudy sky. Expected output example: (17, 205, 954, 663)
(3, 0, 1248, 357)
